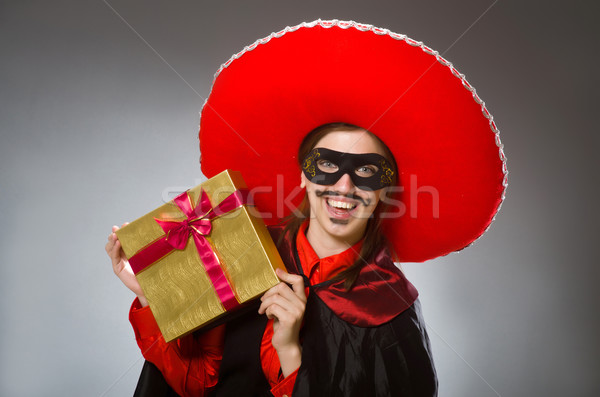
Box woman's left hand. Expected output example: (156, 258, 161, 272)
(258, 268, 306, 376)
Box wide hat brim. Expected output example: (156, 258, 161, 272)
(199, 19, 508, 263)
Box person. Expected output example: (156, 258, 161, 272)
(106, 19, 507, 397)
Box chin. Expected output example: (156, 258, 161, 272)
(324, 216, 368, 241)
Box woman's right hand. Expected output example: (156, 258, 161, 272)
(106, 223, 148, 307)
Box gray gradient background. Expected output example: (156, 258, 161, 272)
(1, 1, 598, 396)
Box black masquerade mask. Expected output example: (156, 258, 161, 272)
(302, 148, 394, 191)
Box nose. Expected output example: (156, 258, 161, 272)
(332, 173, 355, 194)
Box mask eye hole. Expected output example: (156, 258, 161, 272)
(316, 159, 339, 173)
(355, 165, 379, 177)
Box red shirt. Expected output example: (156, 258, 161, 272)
(129, 222, 362, 397)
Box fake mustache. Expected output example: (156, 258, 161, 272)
(315, 190, 371, 206)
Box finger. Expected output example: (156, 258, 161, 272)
(111, 249, 123, 272)
(114, 238, 122, 254)
(108, 225, 120, 243)
(115, 240, 129, 262)
(275, 268, 304, 286)
(110, 240, 125, 268)
(259, 294, 295, 315)
(105, 234, 113, 249)
(265, 304, 289, 321)
(105, 231, 117, 250)
(261, 282, 290, 300)
(262, 283, 305, 307)
(259, 293, 282, 314)
(267, 305, 300, 329)
(276, 268, 306, 300)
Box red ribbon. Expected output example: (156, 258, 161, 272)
(129, 188, 248, 312)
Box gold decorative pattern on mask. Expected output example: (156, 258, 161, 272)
(302, 149, 321, 177)
(380, 158, 394, 187)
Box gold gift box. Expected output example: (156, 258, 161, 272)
(116, 170, 285, 342)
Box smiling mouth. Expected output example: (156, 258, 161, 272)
(325, 198, 359, 222)
(326, 199, 358, 210)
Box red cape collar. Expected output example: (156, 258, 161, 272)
(270, 225, 418, 327)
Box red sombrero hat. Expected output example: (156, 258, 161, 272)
(199, 19, 508, 263)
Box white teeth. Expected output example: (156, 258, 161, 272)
(327, 199, 357, 210)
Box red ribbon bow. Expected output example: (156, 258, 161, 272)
(155, 193, 214, 250)
(129, 188, 249, 312)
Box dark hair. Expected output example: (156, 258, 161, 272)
(281, 123, 398, 290)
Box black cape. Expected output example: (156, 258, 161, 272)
(133, 229, 437, 397)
